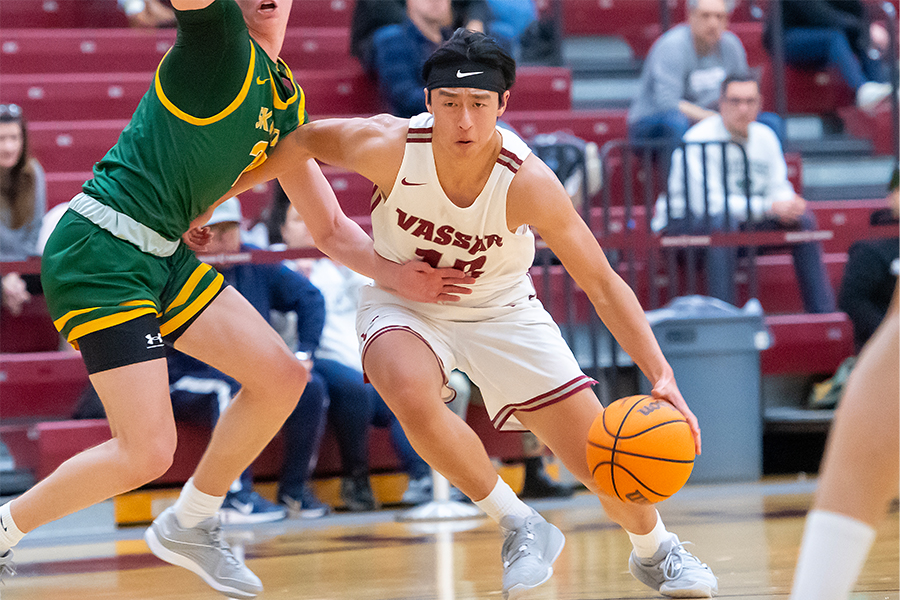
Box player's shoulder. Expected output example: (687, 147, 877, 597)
(355, 113, 411, 149)
(510, 152, 561, 195)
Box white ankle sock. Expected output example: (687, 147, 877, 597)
(172, 478, 225, 528)
(790, 509, 876, 600)
(0, 502, 25, 554)
(474, 475, 535, 526)
(627, 511, 675, 560)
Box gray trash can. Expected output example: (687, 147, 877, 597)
(640, 296, 770, 483)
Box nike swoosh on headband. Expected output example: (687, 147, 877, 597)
(456, 70, 484, 78)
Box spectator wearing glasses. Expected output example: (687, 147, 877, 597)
(0, 103, 45, 317)
(629, 0, 784, 148)
(653, 74, 836, 313)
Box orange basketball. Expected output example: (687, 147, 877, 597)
(586, 395, 695, 504)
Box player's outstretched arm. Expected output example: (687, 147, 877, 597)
(214, 113, 408, 223)
(508, 156, 702, 454)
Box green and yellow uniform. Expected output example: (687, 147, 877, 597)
(41, 0, 305, 365)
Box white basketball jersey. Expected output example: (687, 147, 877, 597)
(371, 112, 536, 310)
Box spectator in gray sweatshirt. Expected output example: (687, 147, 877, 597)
(628, 0, 783, 147)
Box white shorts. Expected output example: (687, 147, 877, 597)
(356, 286, 596, 431)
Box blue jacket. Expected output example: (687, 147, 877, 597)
(168, 243, 326, 382)
(371, 18, 440, 118)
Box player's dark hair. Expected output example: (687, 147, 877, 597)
(423, 28, 516, 106)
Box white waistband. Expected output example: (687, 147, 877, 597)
(69, 193, 180, 258)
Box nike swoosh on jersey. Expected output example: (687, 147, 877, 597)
(256, 77, 270, 85)
(401, 177, 427, 186)
(456, 70, 484, 78)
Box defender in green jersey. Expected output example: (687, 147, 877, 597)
(0, 1, 472, 597)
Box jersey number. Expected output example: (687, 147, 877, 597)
(415, 248, 487, 278)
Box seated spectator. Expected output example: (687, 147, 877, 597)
(352, 0, 501, 75)
(180, 198, 331, 521)
(629, 0, 784, 147)
(1, 103, 45, 317)
(838, 168, 899, 351)
(369, 0, 516, 117)
(117, 0, 175, 28)
(764, 0, 893, 111)
(652, 74, 837, 314)
(268, 190, 441, 510)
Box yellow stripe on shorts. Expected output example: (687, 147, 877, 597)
(165, 263, 214, 314)
(159, 272, 224, 337)
(67, 307, 160, 342)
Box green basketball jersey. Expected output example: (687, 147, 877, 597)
(83, 0, 305, 242)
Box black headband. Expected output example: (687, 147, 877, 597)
(425, 59, 507, 94)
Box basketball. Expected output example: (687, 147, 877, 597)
(586, 395, 695, 504)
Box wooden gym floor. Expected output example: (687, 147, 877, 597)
(1, 477, 897, 600)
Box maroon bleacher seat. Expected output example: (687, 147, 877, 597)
(287, 0, 354, 29)
(28, 119, 127, 173)
(0, 27, 356, 75)
(6, 64, 570, 123)
(760, 312, 854, 375)
(504, 108, 629, 148)
(506, 67, 571, 112)
(44, 171, 92, 209)
(838, 103, 897, 156)
(810, 199, 896, 253)
(0, 351, 88, 420)
(0, 294, 61, 353)
(0, 0, 352, 30)
(0, 0, 129, 29)
(1, 72, 151, 122)
(750, 252, 847, 314)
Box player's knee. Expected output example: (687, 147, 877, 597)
(245, 350, 308, 401)
(119, 427, 177, 485)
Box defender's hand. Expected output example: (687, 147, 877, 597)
(182, 226, 212, 253)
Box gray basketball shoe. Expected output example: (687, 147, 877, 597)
(0, 549, 16, 581)
(144, 507, 263, 599)
(628, 535, 718, 597)
(500, 512, 566, 600)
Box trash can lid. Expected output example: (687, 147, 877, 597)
(646, 295, 763, 326)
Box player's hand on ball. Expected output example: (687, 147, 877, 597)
(651, 375, 702, 455)
(395, 261, 474, 303)
(182, 226, 212, 253)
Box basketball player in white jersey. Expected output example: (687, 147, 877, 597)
(210, 28, 719, 600)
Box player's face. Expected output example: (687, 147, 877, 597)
(0, 121, 24, 170)
(689, 0, 728, 51)
(426, 88, 509, 156)
(237, 0, 292, 36)
(719, 80, 760, 138)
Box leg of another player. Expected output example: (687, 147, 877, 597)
(0, 358, 176, 543)
(362, 330, 499, 500)
(790, 304, 899, 600)
(173, 287, 308, 500)
(139, 288, 307, 598)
